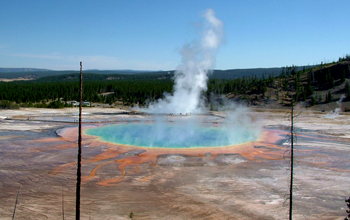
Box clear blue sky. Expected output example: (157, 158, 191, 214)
(1, 0, 349, 70)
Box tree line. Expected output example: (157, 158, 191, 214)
(0, 60, 349, 109)
(0, 79, 173, 108)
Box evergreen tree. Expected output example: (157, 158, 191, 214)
(341, 69, 346, 84)
(280, 67, 285, 78)
(311, 96, 316, 106)
(307, 83, 314, 96)
(284, 80, 288, 91)
(263, 81, 268, 93)
(330, 77, 335, 88)
(326, 91, 332, 103)
(345, 82, 350, 99)
(294, 76, 300, 102)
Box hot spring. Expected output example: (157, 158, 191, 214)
(84, 117, 260, 149)
(84, 10, 261, 149)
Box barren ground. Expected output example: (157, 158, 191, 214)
(0, 107, 349, 219)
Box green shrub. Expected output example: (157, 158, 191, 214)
(0, 100, 19, 109)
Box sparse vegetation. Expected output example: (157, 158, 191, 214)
(345, 196, 350, 220)
(0, 100, 19, 109)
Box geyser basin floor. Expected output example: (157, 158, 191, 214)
(84, 122, 259, 148)
(0, 108, 350, 219)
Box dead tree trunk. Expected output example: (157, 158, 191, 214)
(12, 187, 20, 220)
(289, 96, 294, 220)
(76, 62, 83, 220)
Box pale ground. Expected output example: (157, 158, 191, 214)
(0, 77, 35, 82)
(0, 107, 349, 219)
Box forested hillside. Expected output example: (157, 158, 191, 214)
(0, 56, 349, 110)
(0, 78, 173, 108)
(0, 66, 314, 81)
(222, 60, 350, 109)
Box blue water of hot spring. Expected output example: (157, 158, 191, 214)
(85, 122, 258, 149)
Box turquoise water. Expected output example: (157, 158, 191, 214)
(85, 123, 257, 149)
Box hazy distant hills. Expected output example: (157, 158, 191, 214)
(0, 68, 150, 73)
(0, 68, 153, 79)
(0, 68, 50, 73)
(0, 66, 314, 80)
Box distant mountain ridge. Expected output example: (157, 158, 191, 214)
(0, 69, 148, 79)
(0, 66, 315, 80)
(0, 68, 50, 73)
(0, 68, 151, 73)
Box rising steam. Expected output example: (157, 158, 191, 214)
(325, 94, 346, 118)
(146, 9, 224, 114)
(110, 9, 262, 148)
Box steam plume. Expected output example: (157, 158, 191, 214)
(147, 9, 224, 114)
(86, 10, 263, 149)
(325, 94, 346, 118)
